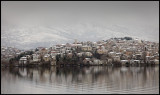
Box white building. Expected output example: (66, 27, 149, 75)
(51, 50, 59, 57)
(77, 53, 83, 57)
(32, 54, 40, 62)
(19, 57, 27, 65)
(85, 52, 92, 57)
(121, 60, 129, 65)
(93, 59, 103, 65)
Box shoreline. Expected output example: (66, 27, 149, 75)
(1, 63, 159, 68)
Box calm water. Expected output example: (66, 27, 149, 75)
(1, 66, 159, 94)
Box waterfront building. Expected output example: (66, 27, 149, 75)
(19, 57, 27, 65)
(43, 54, 50, 62)
(50, 56, 56, 65)
(32, 54, 40, 62)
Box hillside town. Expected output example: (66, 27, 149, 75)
(1, 46, 23, 65)
(1, 37, 159, 67)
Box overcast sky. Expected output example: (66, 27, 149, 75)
(2, 1, 159, 26)
(1, 1, 159, 49)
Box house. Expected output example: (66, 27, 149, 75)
(116, 53, 121, 56)
(113, 56, 120, 62)
(40, 48, 47, 56)
(121, 60, 129, 65)
(60, 48, 66, 54)
(97, 44, 103, 49)
(71, 43, 82, 48)
(135, 54, 142, 60)
(97, 49, 107, 54)
(154, 59, 159, 65)
(26, 55, 31, 61)
(65, 50, 72, 53)
(43, 54, 50, 62)
(107, 58, 113, 64)
(32, 54, 40, 62)
(67, 53, 73, 58)
(101, 60, 107, 65)
(51, 60, 56, 65)
(19, 57, 27, 65)
(108, 52, 116, 57)
(93, 59, 103, 65)
(54, 45, 61, 51)
(51, 50, 59, 57)
(92, 42, 97, 48)
(81, 46, 92, 51)
(126, 51, 133, 56)
(84, 52, 92, 57)
(77, 53, 83, 57)
(50, 56, 56, 65)
(133, 60, 140, 64)
(83, 58, 91, 64)
(146, 56, 151, 63)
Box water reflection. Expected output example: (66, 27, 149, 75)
(1, 66, 159, 94)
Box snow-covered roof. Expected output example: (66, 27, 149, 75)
(121, 60, 128, 62)
(134, 60, 140, 61)
(20, 57, 27, 60)
(109, 52, 115, 54)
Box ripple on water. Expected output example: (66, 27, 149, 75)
(1, 66, 159, 94)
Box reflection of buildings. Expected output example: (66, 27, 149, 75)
(3, 66, 159, 92)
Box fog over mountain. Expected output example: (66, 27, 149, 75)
(1, 1, 159, 50)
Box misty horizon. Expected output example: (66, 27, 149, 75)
(1, 1, 159, 50)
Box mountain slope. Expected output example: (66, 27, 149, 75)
(1, 23, 159, 50)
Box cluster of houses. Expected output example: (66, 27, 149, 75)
(1, 46, 22, 63)
(17, 37, 159, 66)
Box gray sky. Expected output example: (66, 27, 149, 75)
(2, 1, 159, 26)
(1, 1, 159, 49)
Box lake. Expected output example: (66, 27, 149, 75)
(1, 66, 159, 94)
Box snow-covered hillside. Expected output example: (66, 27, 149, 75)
(1, 23, 159, 50)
